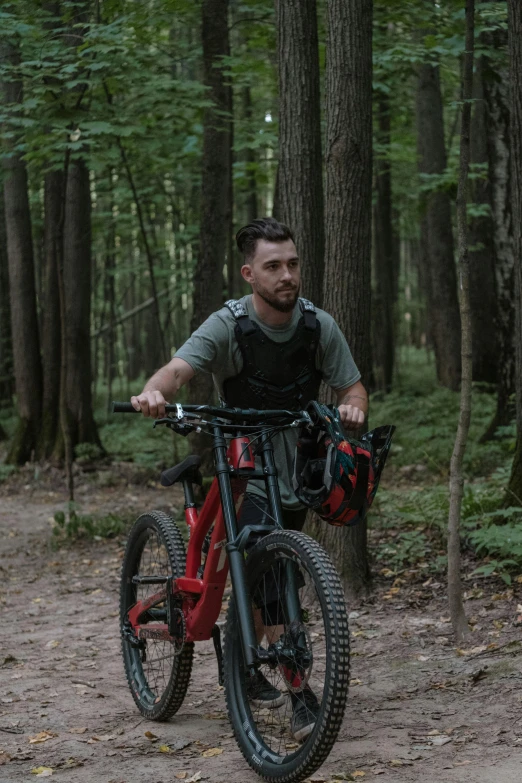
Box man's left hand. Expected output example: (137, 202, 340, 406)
(338, 404, 365, 430)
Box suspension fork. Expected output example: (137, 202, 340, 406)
(212, 424, 258, 672)
(258, 432, 301, 627)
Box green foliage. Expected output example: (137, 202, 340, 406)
(53, 504, 131, 542)
(0, 464, 16, 483)
(371, 349, 514, 478)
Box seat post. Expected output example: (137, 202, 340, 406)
(182, 479, 196, 508)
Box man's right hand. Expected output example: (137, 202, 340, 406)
(131, 391, 167, 418)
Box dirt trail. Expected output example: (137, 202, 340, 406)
(1, 476, 522, 783)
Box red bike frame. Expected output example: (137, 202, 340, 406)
(127, 436, 255, 644)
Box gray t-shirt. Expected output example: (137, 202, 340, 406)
(175, 295, 360, 509)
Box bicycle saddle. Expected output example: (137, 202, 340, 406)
(160, 454, 203, 487)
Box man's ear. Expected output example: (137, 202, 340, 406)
(241, 264, 254, 284)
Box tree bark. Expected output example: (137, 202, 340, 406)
(189, 0, 231, 466)
(0, 187, 14, 414)
(39, 170, 64, 458)
(61, 160, 102, 451)
(481, 27, 515, 441)
(468, 56, 498, 384)
(507, 0, 522, 504)
(447, 0, 474, 643)
(373, 92, 396, 393)
(312, 0, 373, 598)
(416, 54, 462, 391)
(1, 41, 43, 464)
(275, 0, 324, 306)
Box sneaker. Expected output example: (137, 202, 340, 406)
(291, 688, 320, 742)
(247, 670, 286, 708)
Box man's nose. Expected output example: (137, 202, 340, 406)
(280, 265, 293, 281)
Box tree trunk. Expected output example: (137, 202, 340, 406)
(189, 0, 231, 466)
(373, 92, 396, 393)
(468, 56, 498, 384)
(1, 41, 43, 464)
(312, 0, 373, 598)
(61, 160, 102, 452)
(416, 55, 462, 391)
(242, 87, 258, 225)
(507, 0, 522, 504)
(275, 0, 324, 306)
(447, 0, 474, 643)
(0, 187, 14, 413)
(39, 170, 64, 458)
(481, 27, 515, 441)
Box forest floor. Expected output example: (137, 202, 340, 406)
(1, 467, 522, 783)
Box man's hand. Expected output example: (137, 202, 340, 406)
(131, 391, 167, 418)
(338, 404, 365, 430)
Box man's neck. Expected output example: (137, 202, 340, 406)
(250, 292, 296, 326)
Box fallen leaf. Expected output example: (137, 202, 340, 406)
(201, 747, 223, 757)
(45, 640, 60, 649)
(350, 678, 363, 686)
(69, 727, 87, 734)
(159, 745, 171, 753)
(145, 731, 158, 742)
(29, 731, 57, 744)
(0, 751, 12, 765)
(2, 655, 18, 666)
(350, 772, 366, 779)
(390, 759, 403, 766)
(453, 760, 472, 767)
(185, 774, 202, 783)
(31, 767, 53, 777)
(175, 774, 188, 781)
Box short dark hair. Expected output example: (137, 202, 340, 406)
(236, 217, 294, 263)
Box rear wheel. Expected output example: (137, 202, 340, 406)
(120, 511, 193, 720)
(223, 530, 350, 781)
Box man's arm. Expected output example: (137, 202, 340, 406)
(335, 380, 368, 430)
(131, 357, 195, 418)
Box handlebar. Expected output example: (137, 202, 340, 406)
(112, 401, 311, 427)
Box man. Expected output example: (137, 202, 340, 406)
(131, 217, 368, 741)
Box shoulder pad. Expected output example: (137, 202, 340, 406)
(224, 299, 248, 319)
(299, 297, 316, 314)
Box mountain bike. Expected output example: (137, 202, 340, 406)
(113, 401, 350, 782)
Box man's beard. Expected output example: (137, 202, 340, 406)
(254, 283, 300, 313)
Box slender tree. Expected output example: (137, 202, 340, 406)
(468, 56, 498, 384)
(274, 0, 324, 306)
(1, 41, 43, 464)
(314, 0, 373, 597)
(447, 0, 475, 642)
(481, 25, 515, 442)
(506, 0, 522, 503)
(416, 32, 461, 391)
(39, 170, 64, 457)
(373, 90, 396, 392)
(189, 0, 231, 463)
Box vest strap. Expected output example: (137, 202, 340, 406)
(224, 299, 256, 335)
(299, 297, 317, 330)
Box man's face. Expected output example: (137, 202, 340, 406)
(241, 239, 301, 313)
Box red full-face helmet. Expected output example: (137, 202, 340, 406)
(292, 402, 395, 527)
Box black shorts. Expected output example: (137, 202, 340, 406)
(237, 493, 307, 626)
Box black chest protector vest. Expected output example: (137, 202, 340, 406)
(222, 297, 322, 411)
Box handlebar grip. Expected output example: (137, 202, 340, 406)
(112, 401, 139, 413)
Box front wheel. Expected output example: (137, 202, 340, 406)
(223, 530, 350, 781)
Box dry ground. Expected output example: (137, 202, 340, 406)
(1, 469, 521, 783)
